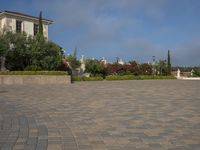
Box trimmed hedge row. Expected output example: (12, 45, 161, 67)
(0, 71, 67, 75)
(73, 75, 176, 81)
(141, 75, 176, 80)
(105, 75, 141, 80)
(106, 75, 176, 80)
(72, 76, 104, 81)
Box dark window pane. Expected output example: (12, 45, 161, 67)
(34, 24, 38, 36)
(16, 20, 22, 32)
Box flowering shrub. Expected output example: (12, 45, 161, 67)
(103, 63, 124, 75)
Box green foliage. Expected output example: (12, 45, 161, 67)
(0, 71, 67, 75)
(65, 54, 81, 70)
(140, 63, 152, 75)
(3, 32, 64, 71)
(105, 75, 176, 81)
(85, 59, 104, 76)
(193, 68, 200, 77)
(0, 31, 9, 57)
(141, 75, 176, 80)
(29, 35, 64, 70)
(156, 59, 168, 75)
(38, 11, 43, 36)
(106, 75, 142, 80)
(24, 65, 42, 71)
(5, 32, 31, 70)
(167, 49, 171, 75)
(72, 76, 103, 81)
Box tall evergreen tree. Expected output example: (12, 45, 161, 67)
(167, 49, 171, 75)
(38, 11, 43, 36)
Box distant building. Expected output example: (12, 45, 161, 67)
(0, 10, 53, 39)
(101, 57, 107, 65)
(118, 59, 125, 65)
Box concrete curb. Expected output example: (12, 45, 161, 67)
(177, 77, 200, 80)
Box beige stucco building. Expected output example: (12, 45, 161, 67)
(0, 11, 53, 39)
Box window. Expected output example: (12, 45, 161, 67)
(16, 20, 22, 32)
(34, 24, 38, 36)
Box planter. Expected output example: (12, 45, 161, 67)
(0, 75, 71, 85)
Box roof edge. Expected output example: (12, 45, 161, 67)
(0, 10, 53, 24)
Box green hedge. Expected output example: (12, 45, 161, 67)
(72, 76, 104, 81)
(141, 75, 176, 80)
(193, 69, 200, 77)
(0, 71, 67, 75)
(73, 75, 176, 81)
(106, 75, 176, 80)
(106, 75, 141, 80)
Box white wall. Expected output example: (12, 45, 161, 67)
(43, 24, 48, 38)
(8, 18, 16, 31)
(23, 21, 33, 36)
(0, 16, 49, 38)
(0, 18, 7, 31)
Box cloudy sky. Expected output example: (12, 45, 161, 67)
(1, 0, 200, 66)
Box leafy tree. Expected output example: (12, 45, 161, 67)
(157, 59, 167, 75)
(38, 11, 43, 36)
(65, 48, 81, 70)
(193, 68, 200, 77)
(140, 63, 152, 75)
(5, 32, 31, 70)
(0, 31, 9, 57)
(4, 32, 64, 71)
(0, 31, 10, 70)
(85, 59, 104, 76)
(28, 34, 64, 70)
(167, 49, 171, 75)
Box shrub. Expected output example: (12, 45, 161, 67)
(72, 76, 104, 81)
(85, 59, 104, 76)
(193, 68, 200, 77)
(106, 75, 142, 80)
(126, 61, 140, 75)
(105, 75, 176, 80)
(24, 65, 42, 71)
(65, 54, 80, 70)
(139, 63, 152, 75)
(104, 63, 125, 75)
(141, 75, 176, 80)
(2, 32, 64, 71)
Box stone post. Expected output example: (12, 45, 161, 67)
(177, 69, 180, 78)
(191, 69, 194, 77)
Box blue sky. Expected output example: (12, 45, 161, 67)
(1, 0, 200, 66)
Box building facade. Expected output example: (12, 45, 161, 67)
(0, 11, 53, 39)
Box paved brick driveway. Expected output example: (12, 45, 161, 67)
(0, 80, 200, 150)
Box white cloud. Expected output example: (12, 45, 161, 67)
(27, 0, 200, 66)
(119, 37, 166, 62)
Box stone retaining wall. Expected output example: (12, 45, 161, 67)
(0, 75, 71, 85)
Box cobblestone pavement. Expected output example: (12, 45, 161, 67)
(0, 80, 200, 150)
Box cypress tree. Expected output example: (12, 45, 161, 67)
(38, 11, 43, 36)
(167, 49, 171, 75)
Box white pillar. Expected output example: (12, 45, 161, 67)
(177, 69, 180, 78)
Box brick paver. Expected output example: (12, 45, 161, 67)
(0, 80, 200, 150)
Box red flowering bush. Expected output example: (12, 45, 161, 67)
(103, 63, 125, 75)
